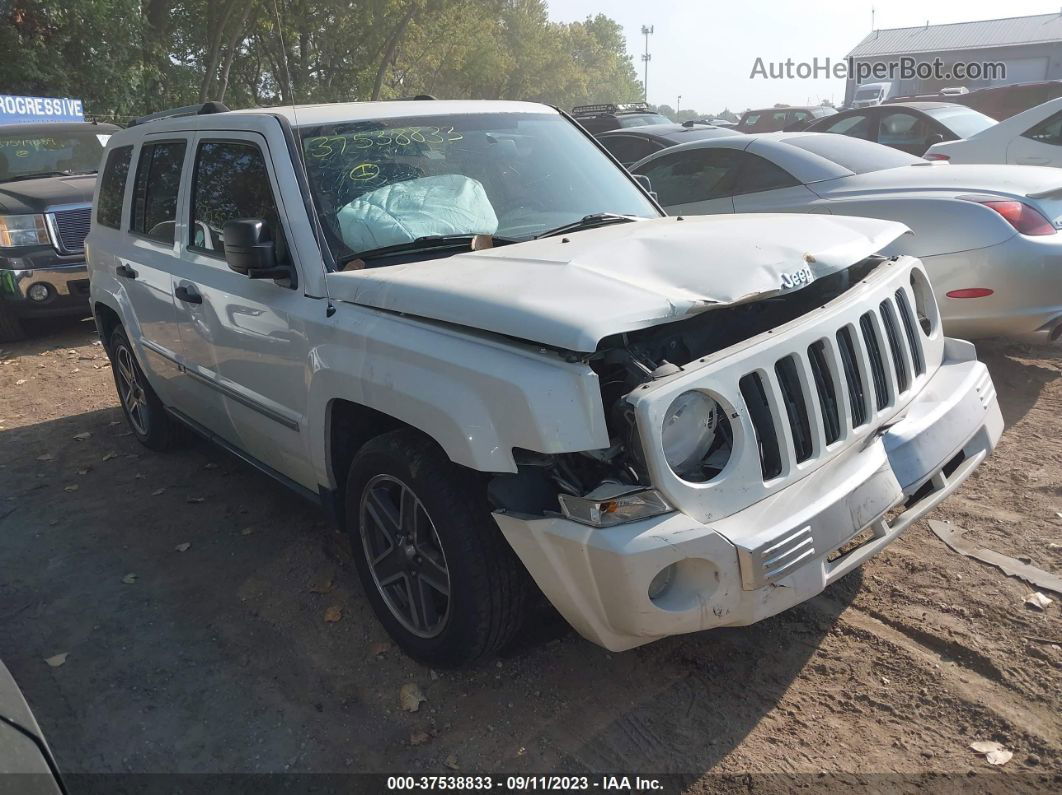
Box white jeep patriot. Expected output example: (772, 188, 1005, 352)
(86, 100, 1003, 666)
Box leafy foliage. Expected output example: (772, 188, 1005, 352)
(0, 0, 644, 120)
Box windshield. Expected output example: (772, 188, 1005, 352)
(925, 106, 996, 138)
(299, 112, 659, 262)
(784, 134, 921, 174)
(855, 86, 883, 101)
(0, 129, 108, 181)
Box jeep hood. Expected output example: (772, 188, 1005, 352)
(324, 214, 910, 352)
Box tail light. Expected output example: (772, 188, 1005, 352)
(960, 196, 1056, 236)
(946, 288, 994, 299)
(923, 153, 950, 161)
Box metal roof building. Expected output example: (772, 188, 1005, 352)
(843, 13, 1062, 105)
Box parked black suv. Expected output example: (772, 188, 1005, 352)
(0, 121, 117, 341)
(570, 103, 671, 134)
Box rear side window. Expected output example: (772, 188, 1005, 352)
(190, 141, 284, 260)
(600, 135, 660, 166)
(96, 146, 132, 229)
(131, 141, 186, 244)
(733, 153, 801, 194)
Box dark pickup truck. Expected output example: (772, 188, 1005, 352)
(0, 121, 118, 341)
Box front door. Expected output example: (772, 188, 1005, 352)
(169, 132, 316, 488)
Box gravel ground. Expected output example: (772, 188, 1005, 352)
(0, 317, 1059, 791)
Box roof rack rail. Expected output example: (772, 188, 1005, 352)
(571, 102, 650, 116)
(128, 101, 230, 127)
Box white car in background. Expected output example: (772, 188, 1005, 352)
(631, 132, 1062, 342)
(925, 97, 1062, 167)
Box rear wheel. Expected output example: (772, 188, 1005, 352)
(346, 429, 530, 667)
(0, 307, 26, 343)
(108, 326, 179, 451)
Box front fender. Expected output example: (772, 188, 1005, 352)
(306, 306, 610, 485)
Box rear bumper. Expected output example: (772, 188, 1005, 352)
(494, 339, 1002, 652)
(0, 263, 90, 317)
(927, 235, 1062, 341)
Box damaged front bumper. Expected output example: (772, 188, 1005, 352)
(493, 338, 1003, 652)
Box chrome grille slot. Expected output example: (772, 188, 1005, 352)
(52, 207, 92, 253)
(774, 355, 813, 464)
(739, 372, 783, 480)
(894, 288, 925, 376)
(859, 312, 889, 411)
(879, 299, 909, 393)
(808, 340, 840, 445)
(836, 326, 869, 428)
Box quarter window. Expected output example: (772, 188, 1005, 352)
(190, 141, 285, 260)
(1023, 111, 1062, 146)
(131, 141, 186, 244)
(96, 146, 132, 229)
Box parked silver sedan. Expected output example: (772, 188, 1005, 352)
(631, 132, 1062, 342)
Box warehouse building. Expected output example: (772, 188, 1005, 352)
(844, 12, 1062, 105)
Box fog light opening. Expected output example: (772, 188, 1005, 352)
(647, 564, 676, 601)
(27, 282, 52, 303)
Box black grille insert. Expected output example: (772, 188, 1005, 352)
(740, 372, 782, 480)
(775, 356, 813, 463)
(859, 313, 888, 411)
(808, 341, 841, 445)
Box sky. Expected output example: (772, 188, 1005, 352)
(547, 1, 1059, 113)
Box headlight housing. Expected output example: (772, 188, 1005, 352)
(661, 390, 733, 481)
(0, 214, 50, 248)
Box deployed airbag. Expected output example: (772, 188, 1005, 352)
(337, 174, 499, 253)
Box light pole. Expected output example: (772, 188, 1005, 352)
(677, 95, 681, 114)
(641, 25, 653, 103)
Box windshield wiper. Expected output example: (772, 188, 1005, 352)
(536, 213, 639, 239)
(341, 234, 519, 267)
(5, 169, 96, 182)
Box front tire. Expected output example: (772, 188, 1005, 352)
(346, 430, 530, 667)
(108, 326, 179, 451)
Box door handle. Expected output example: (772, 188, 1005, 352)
(175, 285, 203, 305)
(115, 264, 138, 279)
(1018, 156, 1050, 165)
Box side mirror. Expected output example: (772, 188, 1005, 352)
(633, 173, 653, 194)
(222, 219, 290, 280)
(926, 133, 946, 146)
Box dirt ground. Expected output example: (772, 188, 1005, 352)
(1, 316, 1060, 791)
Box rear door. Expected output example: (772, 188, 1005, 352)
(634, 148, 740, 214)
(96, 138, 192, 406)
(1007, 110, 1062, 167)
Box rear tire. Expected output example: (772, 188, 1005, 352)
(345, 429, 530, 667)
(0, 307, 26, 343)
(108, 326, 180, 451)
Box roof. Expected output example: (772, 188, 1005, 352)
(231, 99, 553, 127)
(848, 13, 1062, 57)
(0, 121, 119, 134)
(741, 106, 827, 114)
(597, 122, 741, 141)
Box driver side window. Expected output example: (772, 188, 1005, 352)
(190, 140, 286, 263)
(636, 149, 742, 206)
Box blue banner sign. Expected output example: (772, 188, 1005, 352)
(0, 95, 84, 125)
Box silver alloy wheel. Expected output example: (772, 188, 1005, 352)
(359, 474, 452, 638)
(115, 345, 149, 436)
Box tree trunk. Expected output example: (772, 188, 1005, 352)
(371, 3, 418, 101)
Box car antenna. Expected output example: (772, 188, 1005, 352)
(270, 0, 336, 318)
